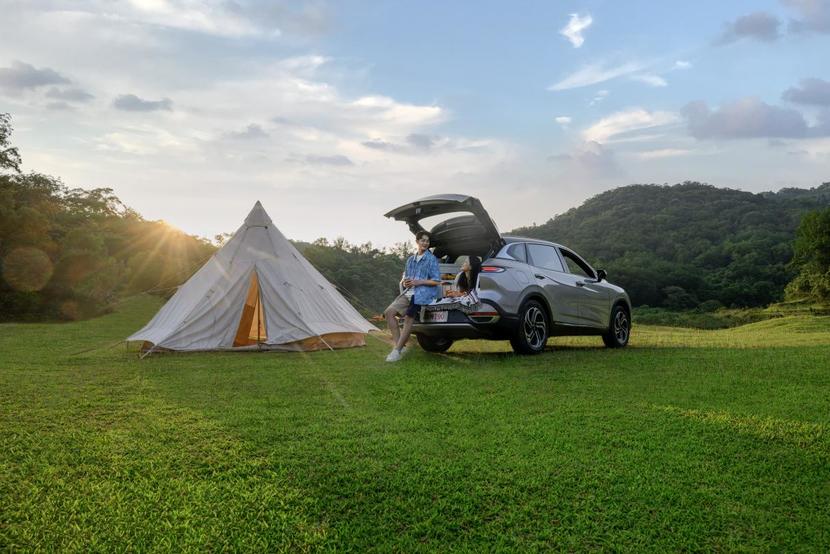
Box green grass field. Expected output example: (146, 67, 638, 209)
(2, 296, 829, 551)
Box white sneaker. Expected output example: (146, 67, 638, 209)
(385, 349, 401, 362)
(400, 346, 409, 357)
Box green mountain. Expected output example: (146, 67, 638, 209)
(511, 182, 830, 308)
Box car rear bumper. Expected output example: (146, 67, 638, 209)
(412, 322, 494, 339)
(412, 314, 519, 340)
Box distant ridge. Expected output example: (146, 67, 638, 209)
(511, 182, 830, 308)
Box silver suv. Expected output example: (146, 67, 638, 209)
(385, 194, 632, 355)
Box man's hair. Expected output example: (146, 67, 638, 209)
(415, 231, 431, 241)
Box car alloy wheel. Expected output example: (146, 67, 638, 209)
(603, 304, 630, 348)
(522, 304, 547, 351)
(613, 309, 629, 344)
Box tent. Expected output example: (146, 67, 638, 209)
(128, 201, 376, 354)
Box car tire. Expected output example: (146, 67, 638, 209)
(510, 299, 549, 355)
(602, 304, 630, 348)
(416, 334, 454, 353)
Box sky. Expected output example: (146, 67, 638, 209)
(1, 0, 829, 247)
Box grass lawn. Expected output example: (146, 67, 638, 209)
(2, 295, 829, 551)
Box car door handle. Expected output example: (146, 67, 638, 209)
(576, 281, 585, 287)
(535, 274, 546, 280)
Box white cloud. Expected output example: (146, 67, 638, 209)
(0, 60, 70, 94)
(582, 108, 681, 143)
(560, 13, 593, 48)
(45, 87, 95, 103)
(716, 11, 781, 44)
(4, 0, 331, 40)
(674, 60, 692, 69)
(548, 61, 645, 91)
(782, 77, 830, 106)
(360, 133, 489, 156)
(112, 93, 173, 111)
(635, 148, 692, 160)
(274, 55, 332, 79)
(555, 116, 572, 128)
(600, 132, 676, 145)
(302, 154, 353, 166)
(549, 141, 622, 183)
(631, 74, 668, 87)
(589, 89, 609, 106)
(798, 138, 830, 159)
(96, 125, 197, 156)
(224, 124, 269, 140)
(350, 95, 444, 127)
(682, 97, 825, 139)
(783, 0, 830, 35)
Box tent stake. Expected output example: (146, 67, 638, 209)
(318, 335, 335, 351)
(139, 344, 157, 359)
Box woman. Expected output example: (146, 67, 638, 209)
(446, 256, 481, 298)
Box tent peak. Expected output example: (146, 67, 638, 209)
(245, 201, 273, 227)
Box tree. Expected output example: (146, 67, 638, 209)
(299, 237, 406, 316)
(0, 113, 22, 173)
(662, 286, 699, 311)
(786, 207, 830, 304)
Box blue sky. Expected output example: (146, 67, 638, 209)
(1, 0, 829, 245)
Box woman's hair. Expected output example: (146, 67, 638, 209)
(415, 230, 431, 241)
(457, 256, 482, 292)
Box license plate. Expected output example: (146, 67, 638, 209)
(424, 311, 448, 323)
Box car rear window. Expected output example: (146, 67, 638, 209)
(504, 243, 527, 263)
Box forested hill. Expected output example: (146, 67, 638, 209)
(511, 182, 830, 309)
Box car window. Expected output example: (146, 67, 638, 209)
(559, 249, 594, 279)
(527, 244, 564, 272)
(505, 243, 527, 263)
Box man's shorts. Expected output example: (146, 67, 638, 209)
(386, 293, 410, 315)
(386, 294, 423, 319)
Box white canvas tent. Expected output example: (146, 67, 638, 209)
(128, 201, 376, 353)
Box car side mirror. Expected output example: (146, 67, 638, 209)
(596, 269, 607, 282)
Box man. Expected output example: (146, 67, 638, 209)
(384, 230, 441, 362)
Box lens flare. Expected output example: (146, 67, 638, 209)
(2, 247, 53, 292)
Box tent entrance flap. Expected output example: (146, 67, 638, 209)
(234, 271, 268, 347)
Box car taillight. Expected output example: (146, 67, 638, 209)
(480, 266, 505, 273)
(469, 309, 500, 324)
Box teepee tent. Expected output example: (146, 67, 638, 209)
(128, 201, 376, 353)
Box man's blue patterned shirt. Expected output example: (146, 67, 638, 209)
(405, 250, 441, 304)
